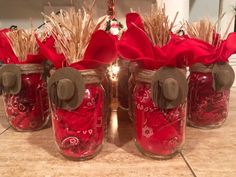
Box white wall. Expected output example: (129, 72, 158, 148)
(158, 0, 189, 21)
(0, 0, 159, 28)
(189, 0, 220, 22)
(220, 0, 236, 36)
(221, 0, 236, 86)
(0, 0, 82, 28)
(0, 0, 189, 29)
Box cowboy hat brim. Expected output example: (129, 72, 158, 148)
(48, 67, 85, 111)
(151, 67, 188, 109)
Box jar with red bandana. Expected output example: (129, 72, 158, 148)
(117, 59, 130, 110)
(48, 67, 105, 160)
(187, 62, 234, 129)
(133, 67, 187, 159)
(0, 64, 50, 131)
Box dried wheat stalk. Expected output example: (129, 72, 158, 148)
(142, 3, 178, 47)
(185, 19, 216, 44)
(185, 12, 235, 46)
(42, 5, 102, 64)
(6, 29, 40, 61)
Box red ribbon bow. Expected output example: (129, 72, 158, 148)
(36, 30, 117, 70)
(118, 13, 236, 68)
(118, 13, 192, 70)
(183, 32, 236, 66)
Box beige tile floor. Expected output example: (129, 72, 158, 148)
(0, 90, 236, 177)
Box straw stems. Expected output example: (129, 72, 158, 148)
(185, 10, 235, 45)
(185, 19, 215, 44)
(222, 13, 236, 39)
(142, 2, 178, 47)
(6, 29, 39, 62)
(42, 5, 99, 64)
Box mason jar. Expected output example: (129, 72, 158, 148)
(127, 62, 139, 122)
(48, 67, 105, 160)
(97, 67, 111, 141)
(127, 73, 135, 122)
(187, 63, 234, 129)
(133, 67, 187, 159)
(0, 64, 50, 131)
(117, 59, 130, 110)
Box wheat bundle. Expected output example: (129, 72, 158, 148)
(142, 3, 179, 47)
(42, 6, 103, 64)
(185, 19, 216, 45)
(6, 29, 39, 61)
(185, 12, 235, 45)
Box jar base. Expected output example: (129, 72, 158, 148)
(187, 120, 226, 130)
(135, 140, 180, 160)
(118, 105, 129, 111)
(128, 116, 134, 122)
(127, 111, 134, 122)
(9, 115, 51, 132)
(59, 144, 103, 161)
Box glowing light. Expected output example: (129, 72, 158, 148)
(111, 64, 120, 75)
(109, 63, 120, 81)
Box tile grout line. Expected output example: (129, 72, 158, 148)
(180, 151, 198, 177)
(0, 126, 11, 136)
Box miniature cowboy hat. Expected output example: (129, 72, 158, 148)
(151, 67, 188, 109)
(212, 62, 235, 91)
(0, 64, 21, 95)
(47, 67, 85, 111)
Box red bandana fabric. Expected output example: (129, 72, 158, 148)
(4, 73, 49, 131)
(182, 32, 236, 66)
(188, 72, 230, 127)
(37, 30, 117, 70)
(52, 85, 104, 158)
(118, 13, 192, 70)
(134, 83, 185, 155)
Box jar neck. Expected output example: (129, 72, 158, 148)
(80, 69, 101, 84)
(7, 64, 44, 74)
(118, 59, 129, 67)
(190, 63, 213, 73)
(135, 69, 156, 83)
(135, 68, 187, 83)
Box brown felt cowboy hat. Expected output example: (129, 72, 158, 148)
(151, 67, 188, 109)
(212, 62, 235, 92)
(48, 67, 85, 111)
(0, 64, 21, 95)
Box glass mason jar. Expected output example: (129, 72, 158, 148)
(187, 63, 234, 129)
(133, 68, 187, 159)
(48, 67, 105, 160)
(128, 62, 140, 122)
(97, 67, 111, 141)
(118, 59, 130, 110)
(0, 64, 50, 131)
(128, 74, 135, 122)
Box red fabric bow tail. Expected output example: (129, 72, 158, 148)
(180, 36, 218, 66)
(0, 29, 19, 64)
(36, 35, 66, 69)
(181, 32, 236, 66)
(161, 34, 195, 68)
(118, 23, 159, 69)
(71, 30, 117, 70)
(23, 54, 48, 64)
(126, 13, 145, 30)
(218, 32, 236, 62)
